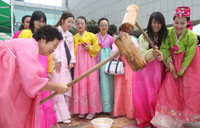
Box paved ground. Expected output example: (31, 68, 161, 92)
(59, 113, 136, 128)
(58, 113, 200, 128)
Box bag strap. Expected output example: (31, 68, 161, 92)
(107, 60, 112, 73)
(115, 60, 120, 73)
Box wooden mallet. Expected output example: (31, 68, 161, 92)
(121, 4, 172, 76)
(121, 4, 157, 50)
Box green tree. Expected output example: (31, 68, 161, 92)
(86, 20, 98, 34)
(108, 24, 117, 36)
(69, 27, 77, 35)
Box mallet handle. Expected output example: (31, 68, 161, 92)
(135, 22, 156, 50)
(136, 22, 170, 70)
(40, 51, 120, 105)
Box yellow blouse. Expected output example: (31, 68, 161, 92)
(73, 31, 100, 58)
(18, 29, 53, 73)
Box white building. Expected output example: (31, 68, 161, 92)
(68, 0, 200, 31)
(14, 0, 68, 32)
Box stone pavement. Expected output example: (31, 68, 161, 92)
(59, 113, 137, 128)
(58, 113, 200, 128)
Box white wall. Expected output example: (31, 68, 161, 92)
(68, 0, 200, 30)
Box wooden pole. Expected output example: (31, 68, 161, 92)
(135, 22, 156, 50)
(40, 51, 120, 104)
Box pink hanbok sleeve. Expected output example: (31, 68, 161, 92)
(14, 39, 48, 98)
(111, 43, 120, 60)
(110, 36, 115, 47)
(13, 30, 22, 38)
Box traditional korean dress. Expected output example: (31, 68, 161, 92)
(18, 29, 57, 128)
(112, 36, 138, 119)
(151, 27, 200, 128)
(13, 30, 22, 38)
(96, 33, 114, 113)
(70, 31, 102, 114)
(50, 26, 76, 122)
(0, 38, 48, 128)
(132, 33, 164, 127)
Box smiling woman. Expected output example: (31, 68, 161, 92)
(151, 6, 200, 128)
(0, 25, 68, 128)
(33, 25, 62, 55)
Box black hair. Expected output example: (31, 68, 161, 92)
(97, 17, 109, 32)
(173, 16, 190, 22)
(55, 12, 74, 27)
(119, 26, 121, 31)
(147, 12, 168, 46)
(197, 35, 200, 45)
(19, 15, 31, 30)
(29, 10, 47, 33)
(173, 16, 190, 28)
(98, 17, 109, 26)
(76, 16, 87, 24)
(33, 25, 63, 42)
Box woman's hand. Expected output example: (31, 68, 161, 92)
(47, 73, 51, 79)
(56, 84, 69, 94)
(54, 62, 61, 73)
(41, 82, 69, 94)
(152, 47, 164, 61)
(168, 61, 178, 78)
(156, 54, 164, 61)
(152, 47, 161, 57)
(68, 63, 74, 70)
(82, 43, 90, 51)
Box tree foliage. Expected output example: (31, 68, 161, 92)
(86, 20, 98, 34)
(69, 27, 77, 35)
(108, 24, 117, 36)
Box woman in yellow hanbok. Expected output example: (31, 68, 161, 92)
(70, 16, 102, 120)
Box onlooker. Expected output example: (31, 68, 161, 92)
(96, 17, 114, 114)
(70, 16, 102, 120)
(51, 12, 76, 124)
(13, 15, 31, 38)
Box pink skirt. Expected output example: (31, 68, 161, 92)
(39, 55, 57, 128)
(152, 47, 200, 128)
(132, 59, 163, 127)
(113, 56, 134, 119)
(70, 45, 102, 114)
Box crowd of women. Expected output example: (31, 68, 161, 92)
(0, 5, 200, 128)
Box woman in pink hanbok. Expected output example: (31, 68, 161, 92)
(151, 6, 200, 128)
(111, 27, 138, 119)
(70, 16, 102, 120)
(18, 11, 57, 128)
(132, 12, 167, 128)
(50, 12, 76, 124)
(96, 18, 114, 114)
(0, 26, 69, 128)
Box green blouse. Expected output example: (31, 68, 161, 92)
(160, 27, 197, 75)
